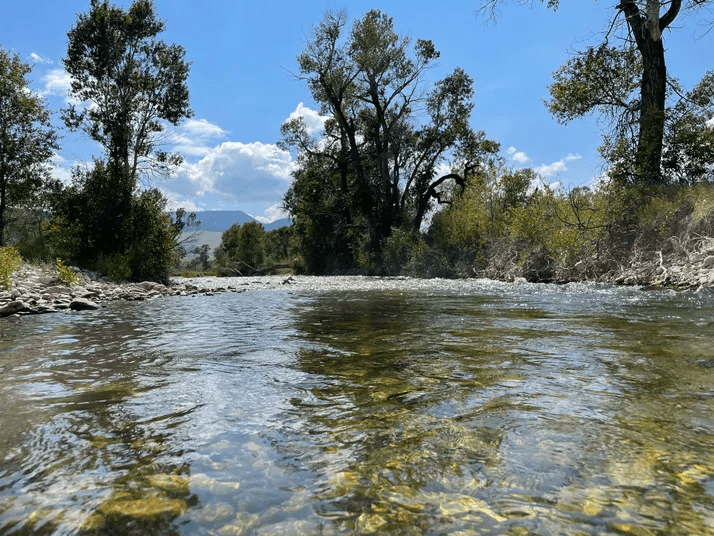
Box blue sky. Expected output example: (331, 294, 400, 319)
(2, 1, 711, 222)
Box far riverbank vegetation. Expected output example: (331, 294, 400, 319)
(2, 2, 713, 287)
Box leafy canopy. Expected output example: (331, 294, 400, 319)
(0, 48, 59, 245)
(282, 10, 498, 272)
(62, 0, 192, 184)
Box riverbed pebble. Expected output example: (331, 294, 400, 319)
(0, 263, 236, 317)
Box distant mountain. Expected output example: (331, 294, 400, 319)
(264, 218, 292, 231)
(179, 212, 291, 258)
(192, 211, 291, 232)
(192, 211, 253, 232)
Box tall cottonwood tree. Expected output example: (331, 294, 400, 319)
(0, 48, 58, 245)
(282, 10, 498, 270)
(62, 0, 192, 254)
(480, 0, 713, 185)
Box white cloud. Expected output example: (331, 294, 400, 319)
(253, 203, 290, 224)
(535, 153, 582, 177)
(287, 102, 327, 135)
(707, 115, 714, 128)
(175, 140, 294, 203)
(50, 154, 74, 184)
(39, 68, 72, 100)
(171, 118, 229, 158)
(182, 118, 229, 139)
(507, 146, 530, 164)
(30, 53, 52, 64)
(163, 191, 202, 213)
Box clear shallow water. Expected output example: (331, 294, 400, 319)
(1, 276, 714, 535)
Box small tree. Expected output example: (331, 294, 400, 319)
(62, 0, 192, 257)
(124, 188, 178, 282)
(196, 244, 211, 271)
(480, 0, 714, 185)
(216, 221, 266, 272)
(0, 48, 59, 246)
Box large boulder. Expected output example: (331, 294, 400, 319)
(0, 301, 27, 317)
(69, 297, 101, 311)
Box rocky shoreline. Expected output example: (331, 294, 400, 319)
(478, 235, 714, 289)
(587, 240, 714, 289)
(0, 263, 259, 318)
(3, 249, 713, 318)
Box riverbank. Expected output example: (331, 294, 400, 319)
(479, 239, 714, 289)
(0, 262, 285, 318)
(3, 245, 713, 318)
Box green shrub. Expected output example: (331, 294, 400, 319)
(216, 221, 266, 270)
(56, 258, 79, 286)
(104, 254, 132, 282)
(0, 246, 21, 288)
(381, 227, 426, 275)
(688, 183, 714, 223)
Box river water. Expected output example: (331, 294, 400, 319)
(1, 276, 714, 535)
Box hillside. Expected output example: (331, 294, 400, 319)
(180, 211, 291, 259)
(192, 211, 290, 232)
(192, 210, 253, 231)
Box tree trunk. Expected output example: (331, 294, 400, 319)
(637, 36, 667, 185)
(620, 0, 682, 185)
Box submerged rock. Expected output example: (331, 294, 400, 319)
(97, 497, 187, 518)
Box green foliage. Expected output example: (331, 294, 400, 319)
(284, 10, 498, 272)
(5, 179, 63, 261)
(0, 246, 21, 288)
(263, 226, 296, 267)
(123, 188, 178, 283)
(215, 221, 266, 273)
(547, 44, 640, 126)
(62, 0, 192, 185)
(663, 72, 714, 185)
(55, 258, 79, 286)
(381, 227, 427, 275)
(429, 165, 513, 252)
(178, 268, 220, 278)
(196, 244, 211, 271)
(0, 47, 59, 246)
(52, 161, 123, 262)
(427, 163, 647, 280)
(53, 166, 184, 282)
(691, 183, 714, 222)
(635, 184, 714, 241)
(103, 254, 132, 283)
(283, 158, 360, 273)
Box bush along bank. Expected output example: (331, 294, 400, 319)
(475, 232, 714, 289)
(407, 182, 714, 290)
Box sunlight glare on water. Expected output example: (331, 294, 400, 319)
(1, 276, 714, 534)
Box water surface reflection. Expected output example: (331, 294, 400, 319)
(0, 278, 713, 534)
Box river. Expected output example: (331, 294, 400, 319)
(1, 276, 714, 535)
